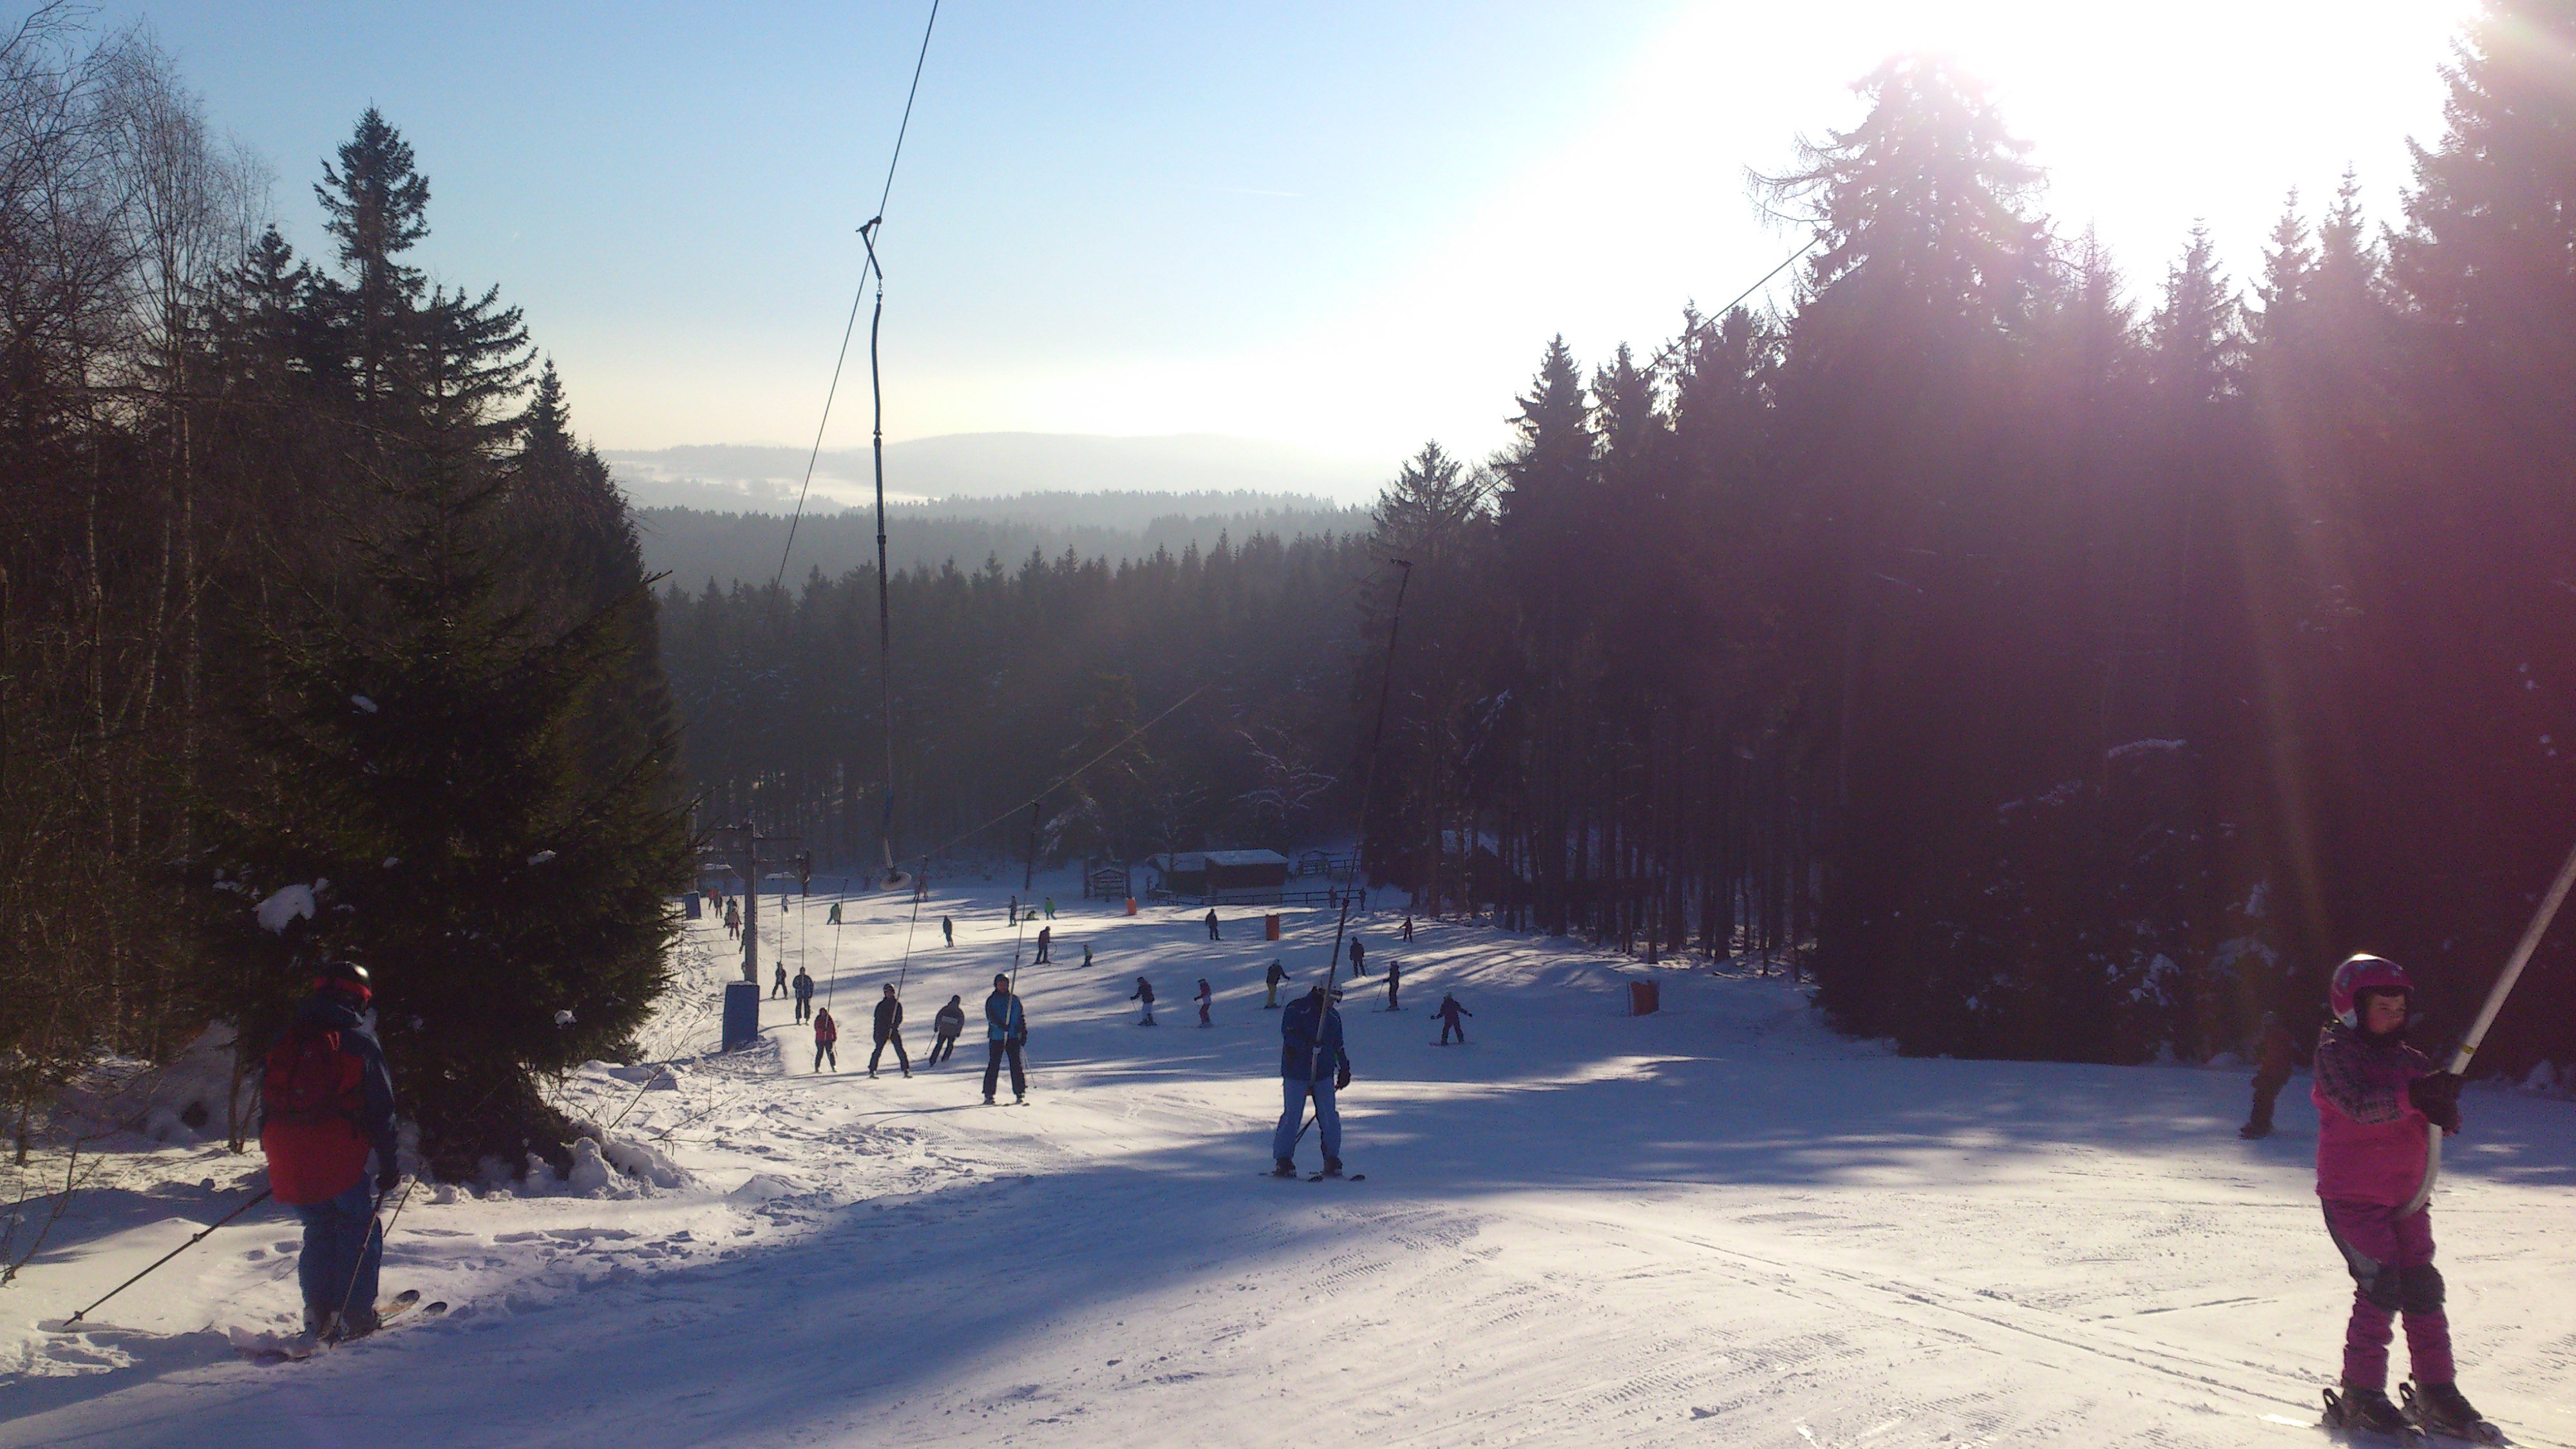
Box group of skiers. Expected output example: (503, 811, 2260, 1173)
(240, 900, 2496, 1440)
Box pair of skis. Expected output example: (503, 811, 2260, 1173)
(2316, 1385, 2506, 1445)
(232, 1289, 448, 1363)
(1262, 1166, 1365, 1183)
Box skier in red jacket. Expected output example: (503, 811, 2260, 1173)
(259, 959, 399, 1340)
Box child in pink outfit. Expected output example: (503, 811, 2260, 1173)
(2310, 954, 2480, 1437)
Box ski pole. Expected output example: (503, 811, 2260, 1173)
(335, 1177, 417, 1328)
(2404, 833, 2576, 1215)
(64, 1186, 272, 1327)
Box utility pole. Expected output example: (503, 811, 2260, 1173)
(705, 822, 802, 1048)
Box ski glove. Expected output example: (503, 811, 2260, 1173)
(2408, 1071, 2463, 1133)
(1334, 1059, 1351, 1091)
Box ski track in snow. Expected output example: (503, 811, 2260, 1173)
(5, 871, 2573, 1448)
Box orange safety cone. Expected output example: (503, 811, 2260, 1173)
(1125, 896, 1138, 916)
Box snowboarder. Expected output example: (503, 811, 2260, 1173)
(2242, 1011, 2295, 1139)
(1348, 936, 1366, 978)
(1400, 914, 1414, 943)
(929, 994, 965, 1065)
(2311, 954, 2487, 1441)
(1131, 976, 1157, 1025)
(792, 967, 814, 1023)
(983, 973, 1028, 1104)
(259, 959, 399, 1340)
(942, 915, 954, 947)
(1034, 925, 1052, 965)
(813, 1006, 839, 1072)
(1385, 959, 1401, 1011)
(828, 901, 842, 925)
(1271, 982, 1350, 1178)
(1434, 992, 1471, 1045)
(868, 983, 911, 1078)
(1196, 978, 1213, 1027)
(1204, 909, 1220, 942)
(771, 961, 788, 999)
(1264, 959, 1287, 1009)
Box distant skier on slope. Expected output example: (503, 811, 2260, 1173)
(812, 1006, 839, 1072)
(1132, 976, 1157, 1025)
(1400, 914, 1414, 943)
(726, 899, 740, 938)
(1034, 925, 1052, 965)
(260, 959, 399, 1340)
(1044, 896, 1056, 920)
(1264, 959, 1287, 1009)
(1348, 936, 1365, 978)
(929, 994, 965, 1065)
(2242, 1010, 2295, 1139)
(1008, 895, 1019, 927)
(1082, 942, 1094, 968)
(1434, 993, 1471, 1045)
(1196, 978, 1213, 1027)
(828, 901, 841, 926)
(1204, 909, 1220, 941)
(983, 973, 1027, 1104)
(771, 961, 787, 999)
(2311, 955, 2488, 1441)
(792, 966, 814, 1023)
(942, 915, 954, 947)
(1271, 982, 1350, 1179)
(1385, 959, 1401, 1012)
(869, 983, 911, 1079)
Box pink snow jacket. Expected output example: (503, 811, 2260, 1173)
(2311, 1022, 2438, 1207)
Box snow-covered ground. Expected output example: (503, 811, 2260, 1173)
(6, 871, 2573, 1448)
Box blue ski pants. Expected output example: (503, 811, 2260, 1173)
(295, 1180, 381, 1327)
(1272, 1076, 1339, 1163)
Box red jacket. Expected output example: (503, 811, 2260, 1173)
(813, 1009, 838, 1045)
(260, 998, 397, 1206)
(2312, 1022, 2436, 1207)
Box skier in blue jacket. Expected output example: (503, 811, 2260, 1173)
(1271, 983, 1351, 1178)
(983, 973, 1027, 1104)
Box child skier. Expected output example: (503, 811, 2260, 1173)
(1434, 992, 1472, 1045)
(260, 960, 399, 1340)
(812, 1006, 838, 1072)
(771, 961, 787, 999)
(1082, 942, 1094, 968)
(1131, 976, 1157, 1025)
(929, 994, 965, 1065)
(2312, 954, 2486, 1440)
(1264, 959, 1287, 1009)
(1196, 978, 1213, 1027)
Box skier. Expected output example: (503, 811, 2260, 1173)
(1264, 959, 1287, 1009)
(792, 966, 814, 1023)
(1271, 981, 1350, 1179)
(259, 960, 399, 1340)
(2311, 954, 2487, 1440)
(2242, 1011, 2295, 1139)
(1131, 976, 1157, 1025)
(869, 983, 911, 1078)
(1034, 925, 1052, 965)
(929, 994, 965, 1065)
(942, 915, 954, 947)
(983, 973, 1028, 1104)
(1385, 959, 1401, 1011)
(828, 901, 842, 926)
(1081, 942, 1094, 969)
(1348, 936, 1366, 978)
(1044, 896, 1056, 920)
(1196, 978, 1213, 1027)
(771, 961, 788, 999)
(1400, 914, 1414, 943)
(1008, 895, 1019, 927)
(1204, 909, 1220, 942)
(726, 900, 740, 939)
(812, 1005, 839, 1072)
(1434, 992, 1472, 1045)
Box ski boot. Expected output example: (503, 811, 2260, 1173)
(1320, 1158, 1345, 1179)
(2323, 1385, 2413, 1438)
(2239, 1123, 2271, 1139)
(1269, 1158, 1298, 1179)
(2402, 1381, 2501, 1444)
(981, 1094, 997, 1105)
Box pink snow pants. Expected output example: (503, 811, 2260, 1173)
(2321, 1199, 2453, 1390)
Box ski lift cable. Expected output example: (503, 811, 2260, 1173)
(772, 0, 944, 591)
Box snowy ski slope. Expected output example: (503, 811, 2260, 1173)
(6, 871, 2573, 1448)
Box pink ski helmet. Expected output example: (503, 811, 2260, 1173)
(2329, 953, 2412, 1027)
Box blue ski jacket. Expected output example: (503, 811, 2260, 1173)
(1279, 994, 1347, 1082)
(986, 989, 1027, 1043)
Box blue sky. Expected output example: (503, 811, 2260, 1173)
(115, 1, 2475, 482)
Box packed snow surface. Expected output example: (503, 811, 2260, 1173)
(6, 873, 2573, 1448)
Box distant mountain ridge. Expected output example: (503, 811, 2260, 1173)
(606, 431, 1384, 513)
